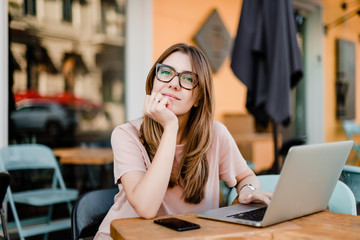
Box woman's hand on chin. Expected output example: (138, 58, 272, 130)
(144, 92, 178, 129)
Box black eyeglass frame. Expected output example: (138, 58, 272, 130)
(155, 63, 199, 90)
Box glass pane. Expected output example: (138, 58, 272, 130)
(8, 0, 126, 148)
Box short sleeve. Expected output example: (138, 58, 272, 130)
(214, 122, 248, 188)
(111, 124, 148, 184)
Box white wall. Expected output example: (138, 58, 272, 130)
(0, 1, 8, 148)
(125, 0, 153, 121)
(304, 3, 325, 144)
(293, 0, 324, 144)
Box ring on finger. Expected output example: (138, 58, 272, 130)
(154, 97, 159, 102)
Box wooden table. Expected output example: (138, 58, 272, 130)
(53, 147, 113, 165)
(110, 211, 360, 239)
(53, 147, 114, 191)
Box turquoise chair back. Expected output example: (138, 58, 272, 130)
(341, 165, 360, 204)
(342, 120, 360, 138)
(342, 121, 360, 163)
(256, 174, 279, 192)
(0, 144, 79, 240)
(328, 180, 357, 215)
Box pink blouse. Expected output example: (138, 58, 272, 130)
(94, 120, 248, 239)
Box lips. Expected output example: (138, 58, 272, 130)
(162, 93, 180, 101)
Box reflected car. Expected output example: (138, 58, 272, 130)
(11, 99, 78, 143)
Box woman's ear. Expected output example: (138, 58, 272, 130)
(194, 102, 198, 107)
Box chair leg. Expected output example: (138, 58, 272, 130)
(66, 201, 73, 214)
(43, 204, 55, 240)
(44, 232, 49, 240)
(0, 208, 10, 240)
(7, 196, 25, 240)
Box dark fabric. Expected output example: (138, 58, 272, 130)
(0, 172, 10, 205)
(231, 0, 303, 127)
(71, 188, 118, 240)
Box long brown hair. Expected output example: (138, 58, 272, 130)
(140, 43, 214, 204)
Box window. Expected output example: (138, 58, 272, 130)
(24, 0, 36, 16)
(63, 0, 72, 22)
(9, 0, 126, 147)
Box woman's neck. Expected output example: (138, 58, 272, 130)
(176, 114, 189, 145)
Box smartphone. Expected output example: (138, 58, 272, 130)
(154, 217, 200, 231)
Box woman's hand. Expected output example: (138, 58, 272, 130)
(144, 92, 178, 129)
(237, 187, 272, 205)
(123, 91, 179, 219)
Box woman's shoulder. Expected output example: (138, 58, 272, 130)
(112, 119, 143, 139)
(114, 119, 142, 131)
(213, 120, 230, 133)
(211, 120, 234, 142)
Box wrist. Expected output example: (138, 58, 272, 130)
(163, 121, 179, 133)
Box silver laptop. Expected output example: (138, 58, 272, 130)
(198, 140, 353, 227)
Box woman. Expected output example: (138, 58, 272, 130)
(94, 43, 271, 239)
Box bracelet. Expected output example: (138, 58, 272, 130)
(240, 184, 256, 191)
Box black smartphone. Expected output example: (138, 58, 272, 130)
(154, 217, 200, 231)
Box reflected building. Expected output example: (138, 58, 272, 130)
(8, 0, 126, 146)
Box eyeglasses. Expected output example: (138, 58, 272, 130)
(155, 63, 198, 90)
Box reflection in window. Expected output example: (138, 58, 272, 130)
(101, 0, 125, 36)
(8, 0, 126, 147)
(24, 0, 36, 16)
(63, 0, 73, 22)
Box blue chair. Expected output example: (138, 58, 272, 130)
(227, 174, 357, 215)
(328, 181, 357, 215)
(71, 188, 118, 240)
(0, 144, 79, 240)
(342, 120, 360, 139)
(341, 165, 360, 211)
(342, 120, 360, 163)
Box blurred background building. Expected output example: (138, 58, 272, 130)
(7, 0, 126, 147)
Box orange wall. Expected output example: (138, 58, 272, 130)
(320, 0, 360, 142)
(153, 0, 360, 142)
(153, 0, 246, 122)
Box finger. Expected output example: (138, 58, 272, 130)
(159, 96, 170, 105)
(148, 91, 158, 103)
(145, 94, 152, 103)
(148, 94, 166, 115)
(241, 191, 271, 205)
(264, 197, 271, 205)
(253, 192, 271, 205)
(245, 193, 254, 203)
(149, 92, 162, 105)
(238, 193, 254, 204)
(154, 93, 163, 103)
(264, 191, 273, 199)
(259, 194, 271, 205)
(144, 95, 151, 110)
(150, 91, 157, 98)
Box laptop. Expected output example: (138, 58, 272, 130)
(198, 140, 353, 227)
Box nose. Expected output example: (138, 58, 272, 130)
(168, 75, 181, 90)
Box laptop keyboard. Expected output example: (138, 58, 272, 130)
(227, 207, 267, 221)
